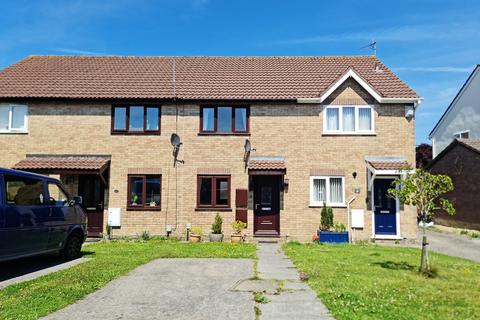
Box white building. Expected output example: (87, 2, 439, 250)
(429, 65, 480, 157)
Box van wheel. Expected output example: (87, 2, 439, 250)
(61, 233, 83, 261)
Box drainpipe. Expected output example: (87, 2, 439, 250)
(347, 196, 356, 243)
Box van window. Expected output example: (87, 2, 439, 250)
(4, 175, 45, 205)
(47, 183, 69, 206)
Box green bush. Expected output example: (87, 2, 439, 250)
(190, 226, 203, 235)
(211, 213, 223, 234)
(333, 223, 346, 232)
(231, 220, 247, 234)
(320, 203, 333, 231)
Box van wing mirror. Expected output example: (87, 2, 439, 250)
(72, 196, 83, 206)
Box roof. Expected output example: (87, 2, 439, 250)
(429, 65, 480, 138)
(0, 55, 419, 101)
(248, 156, 286, 171)
(13, 155, 111, 171)
(367, 160, 411, 171)
(427, 139, 480, 169)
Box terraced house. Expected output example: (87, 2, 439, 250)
(0, 55, 420, 241)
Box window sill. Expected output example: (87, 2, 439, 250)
(322, 132, 376, 136)
(195, 207, 232, 212)
(198, 132, 250, 136)
(127, 207, 161, 211)
(0, 131, 28, 134)
(309, 204, 347, 208)
(112, 131, 161, 135)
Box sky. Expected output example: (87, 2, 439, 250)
(0, 0, 479, 144)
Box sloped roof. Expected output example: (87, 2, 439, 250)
(13, 155, 110, 171)
(248, 157, 286, 171)
(367, 160, 411, 170)
(427, 139, 480, 169)
(0, 55, 419, 101)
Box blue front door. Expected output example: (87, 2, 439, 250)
(374, 179, 397, 235)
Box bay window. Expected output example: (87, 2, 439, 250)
(0, 104, 28, 133)
(324, 105, 374, 134)
(309, 176, 345, 207)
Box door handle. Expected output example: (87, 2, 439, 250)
(49, 207, 53, 217)
(255, 204, 259, 210)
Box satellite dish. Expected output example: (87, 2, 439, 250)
(171, 133, 182, 147)
(244, 139, 251, 153)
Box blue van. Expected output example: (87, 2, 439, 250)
(0, 168, 87, 262)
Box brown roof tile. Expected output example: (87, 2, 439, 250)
(248, 157, 286, 171)
(13, 155, 110, 171)
(0, 56, 419, 100)
(368, 160, 411, 171)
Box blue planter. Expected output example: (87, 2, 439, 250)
(318, 231, 349, 243)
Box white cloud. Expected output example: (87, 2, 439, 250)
(50, 48, 113, 55)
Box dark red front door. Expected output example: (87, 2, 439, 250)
(253, 175, 281, 236)
(78, 175, 104, 237)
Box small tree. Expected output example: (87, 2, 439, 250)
(320, 203, 333, 231)
(211, 213, 223, 234)
(388, 169, 455, 273)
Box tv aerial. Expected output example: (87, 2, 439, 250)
(170, 133, 184, 167)
(243, 139, 255, 171)
(359, 39, 377, 56)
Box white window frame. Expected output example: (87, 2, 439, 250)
(0, 104, 28, 133)
(323, 105, 375, 135)
(309, 176, 346, 207)
(453, 130, 469, 139)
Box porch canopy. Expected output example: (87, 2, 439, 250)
(248, 156, 286, 175)
(365, 156, 413, 192)
(13, 154, 111, 183)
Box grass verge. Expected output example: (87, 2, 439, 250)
(0, 239, 256, 320)
(283, 242, 479, 320)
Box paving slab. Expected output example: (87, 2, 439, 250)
(256, 243, 334, 320)
(42, 258, 254, 320)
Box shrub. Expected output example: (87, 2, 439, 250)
(190, 226, 203, 235)
(140, 230, 150, 241)
(231, 220, 247, 234)
(320, 203, 333, 231)
(211, 213, 223, 234)
(333, 223, 346, 232)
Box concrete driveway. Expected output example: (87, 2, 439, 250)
(42, 258, 254, 320)
(420, 229, 480, 262)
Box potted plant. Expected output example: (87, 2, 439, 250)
(131, 193, 139, 206)
(318, 203, 349, 243)
(149, 191, 156, 207)
(209, 213, 224, 242)
(231, 220, 246, 243)
(189, 226, 203, 243)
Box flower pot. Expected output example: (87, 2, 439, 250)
(231, 234, 243, 243)
(318, 230, 349, 243)
(209, 233, 224, 242)
(190, 234, 201, 243)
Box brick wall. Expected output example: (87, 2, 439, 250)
(429, 144, 480, 230)
(0, 80, 417, 241)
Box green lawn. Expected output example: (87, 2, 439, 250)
(283, 242, 480, 320)
(0, 239, 256, 320)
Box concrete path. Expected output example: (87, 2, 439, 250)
(0, 256, 90, 289)
(255, 243, 334, 320)
(42, 259, 254, 320)
(421, 229, 480, 262)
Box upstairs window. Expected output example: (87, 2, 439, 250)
(200, 106, 249, 134)
(112, 105, 160, 134)
(324, 105, 374, 134)
(0, 104, 28, 133)
(453, 130, 469, 139)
